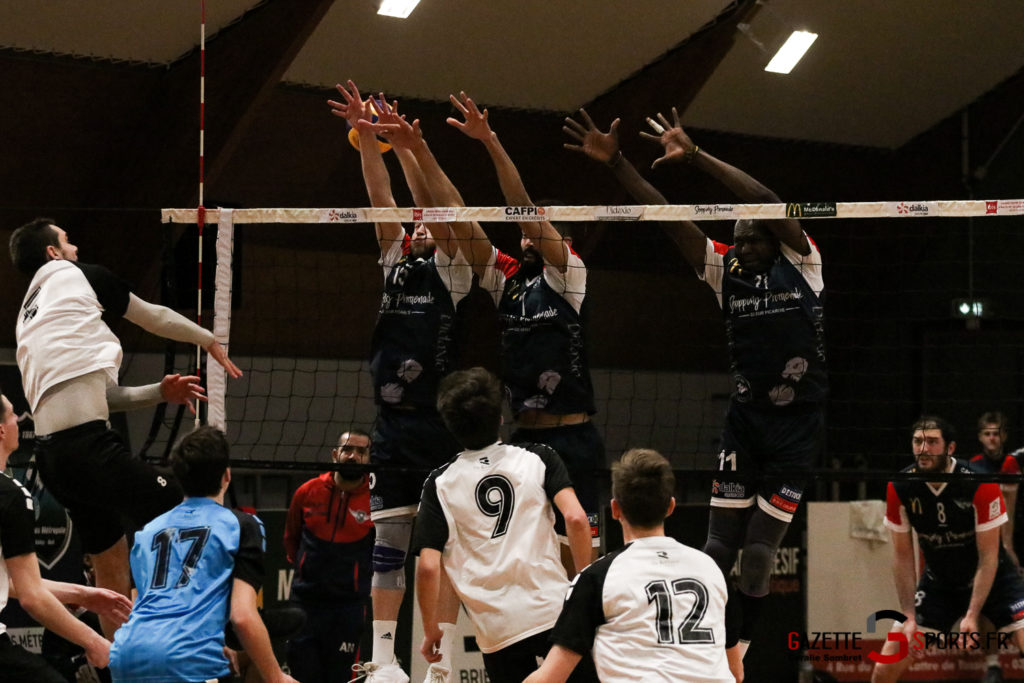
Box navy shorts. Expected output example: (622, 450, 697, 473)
(35, 421, 183, 554)
(917, 564, 1024, 632)
(511, 421, 604, 545)
(710, 402, 823, 522)
(369, 407, 462, 520)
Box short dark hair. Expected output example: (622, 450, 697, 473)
(437, 367, 502, 450)
(912, 415, 957, 446)
(338, 428, 371, 446)
(0, 390, 9, 422)
(10, 218, 60, 275)
(978, 411, 1007, 433)
(612, 448, 675, 528)
(169, 426, 230, 497)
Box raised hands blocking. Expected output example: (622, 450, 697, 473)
(639, 106, 698, 169)
(364, 95, 424, 150)
(446, 91, 493, 141)
(562, 108, 621, 164)
(328, 79, 371, 128)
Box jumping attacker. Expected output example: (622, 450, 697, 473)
(525, 448, 741, 683)
(564, 106, 826, 656)
(446, 93, 604, 571)
(9, 217, 241, 637)
(872, 416, 1024, 683)
(330, 81, 478, 683)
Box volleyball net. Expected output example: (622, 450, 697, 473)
(158, 200, 1024, 491)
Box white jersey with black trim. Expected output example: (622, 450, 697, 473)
(16, 260, 129, 411)
(413, 440, 573, 653)
(550, 536, 732, 683)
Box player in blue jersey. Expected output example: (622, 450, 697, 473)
(445, 93, 604, 575)
(109, 426, 296, 683)
(564, 106, 825, 659)
(331, 82, 483, 683)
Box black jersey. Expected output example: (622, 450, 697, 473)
(0, 473, 36, 635)
(370, 241, 472, 408)
(482, 248, 595, 416)
(703, 238, 826, 409)
(885, 459, 1009, 586)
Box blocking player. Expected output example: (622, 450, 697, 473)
(525, 448, 740, 683)
(872, 416, 1024, 683)
(108, 426, 296, 683)
(563, 106, 825, 654)
(9, 217, 241, 637)
(412, 367, 596, 683)
(1, 391, 133, 682)
(445, 92, 604, 571)
(330, 81, 477, 683)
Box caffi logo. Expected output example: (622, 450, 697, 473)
(786, 202, 837, 218)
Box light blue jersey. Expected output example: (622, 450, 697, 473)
(110, 497, 265, 682)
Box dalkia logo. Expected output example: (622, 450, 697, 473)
(786, 202, 837, 218)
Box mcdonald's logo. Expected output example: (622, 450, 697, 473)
(786, 202, 837, 218)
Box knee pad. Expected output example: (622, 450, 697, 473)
(372, 518, 412, 589)
(703, 507, 747, 575)
(738, 540, 776, 597)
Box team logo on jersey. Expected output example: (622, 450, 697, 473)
(781, 357, 809, 382)
(537, 370, 561, 394)
(769, 384, 796, 407)
(734, 375, 752, 402)
(990, 498, 1002, 520)
(398, 359, 423, 383)
(1011, 599, 1024, 621)
(478, 456, 491, 465)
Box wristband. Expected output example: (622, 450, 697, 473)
(685, 145, 700, 163)
(606, 150, 623, 168)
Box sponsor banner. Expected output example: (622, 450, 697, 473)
(324, 208, 363, 223)
(594, 205, 644, 221)
(891, 201, 931, 216)
(988, 199, 1024, 216)
(786, 202, 838, 218)
(693, 204, 738, 219)
(502, 206, 548, 221)
(412, 207, 458, 223)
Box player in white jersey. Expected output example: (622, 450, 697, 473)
(526, 449, 742, 683)
(412, 367, 597, 683)
(9, 217, 241, 637)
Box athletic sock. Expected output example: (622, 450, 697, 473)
(372, 620, 398, 664)
(739, 592, 766, 644)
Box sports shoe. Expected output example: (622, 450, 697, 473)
(982, 665, 1003, 683)
(352, 660, 411, 683)
(423, 662, 451, 683)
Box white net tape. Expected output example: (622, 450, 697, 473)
(162, 199, 1024, 225)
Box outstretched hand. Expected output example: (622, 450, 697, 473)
(446, 91, 493, 141)
(562, 108, 620, 164)
(206, 342, 243, 379)
(639, 106, 697, 169)
(366, 95, 423, 150)
(327, 79, 370, 128)
(160, 374, 207, 415)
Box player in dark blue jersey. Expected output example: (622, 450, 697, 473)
(564, 106, 825, 659)
(109, 426, 296, 683)
(331, 82, 484, 683)
(447, 93, 605, 576)
(874, 416, 1024, 683)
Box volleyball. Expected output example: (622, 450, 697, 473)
(347, 98, 392, 153)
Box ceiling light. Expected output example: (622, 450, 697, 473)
(378, 0, 420, 18)
(764, 30, 817, 74)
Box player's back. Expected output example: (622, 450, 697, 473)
(428, 441, 569, 652)
(590, 537, 732, 682)
(110, 497, 263, 682)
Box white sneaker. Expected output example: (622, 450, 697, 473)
(423, 663, 451, 683)
(352, 660, 411, 683)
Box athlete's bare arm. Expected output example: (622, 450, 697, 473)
(962, 525, 1000, 634)
(522, 644, 582, 683)
(415, 547, 445, 664)
(552, 487, 591, 577)
(641, 106, 808, 255)
(563, 108, 706, 270)
(448, 92, 567, 272)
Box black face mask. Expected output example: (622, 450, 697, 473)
(520, 247, 544, 279)
(336, 462, 363, 483)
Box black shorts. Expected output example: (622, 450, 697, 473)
(287, 598, 369, 683)
(481, 630, 598, 683)
(510, 421, 604, 545)
(917, 565, 1024, 632)
(35, 421, 183, 554)
(710, 402, 823, 522)
(369, 407, 462, 520)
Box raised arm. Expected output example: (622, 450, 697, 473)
(563, 108, 706, 270)
(329, 81, 405, 254)
(448, 92, 567, 271)
(641, 106, 808, 255)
